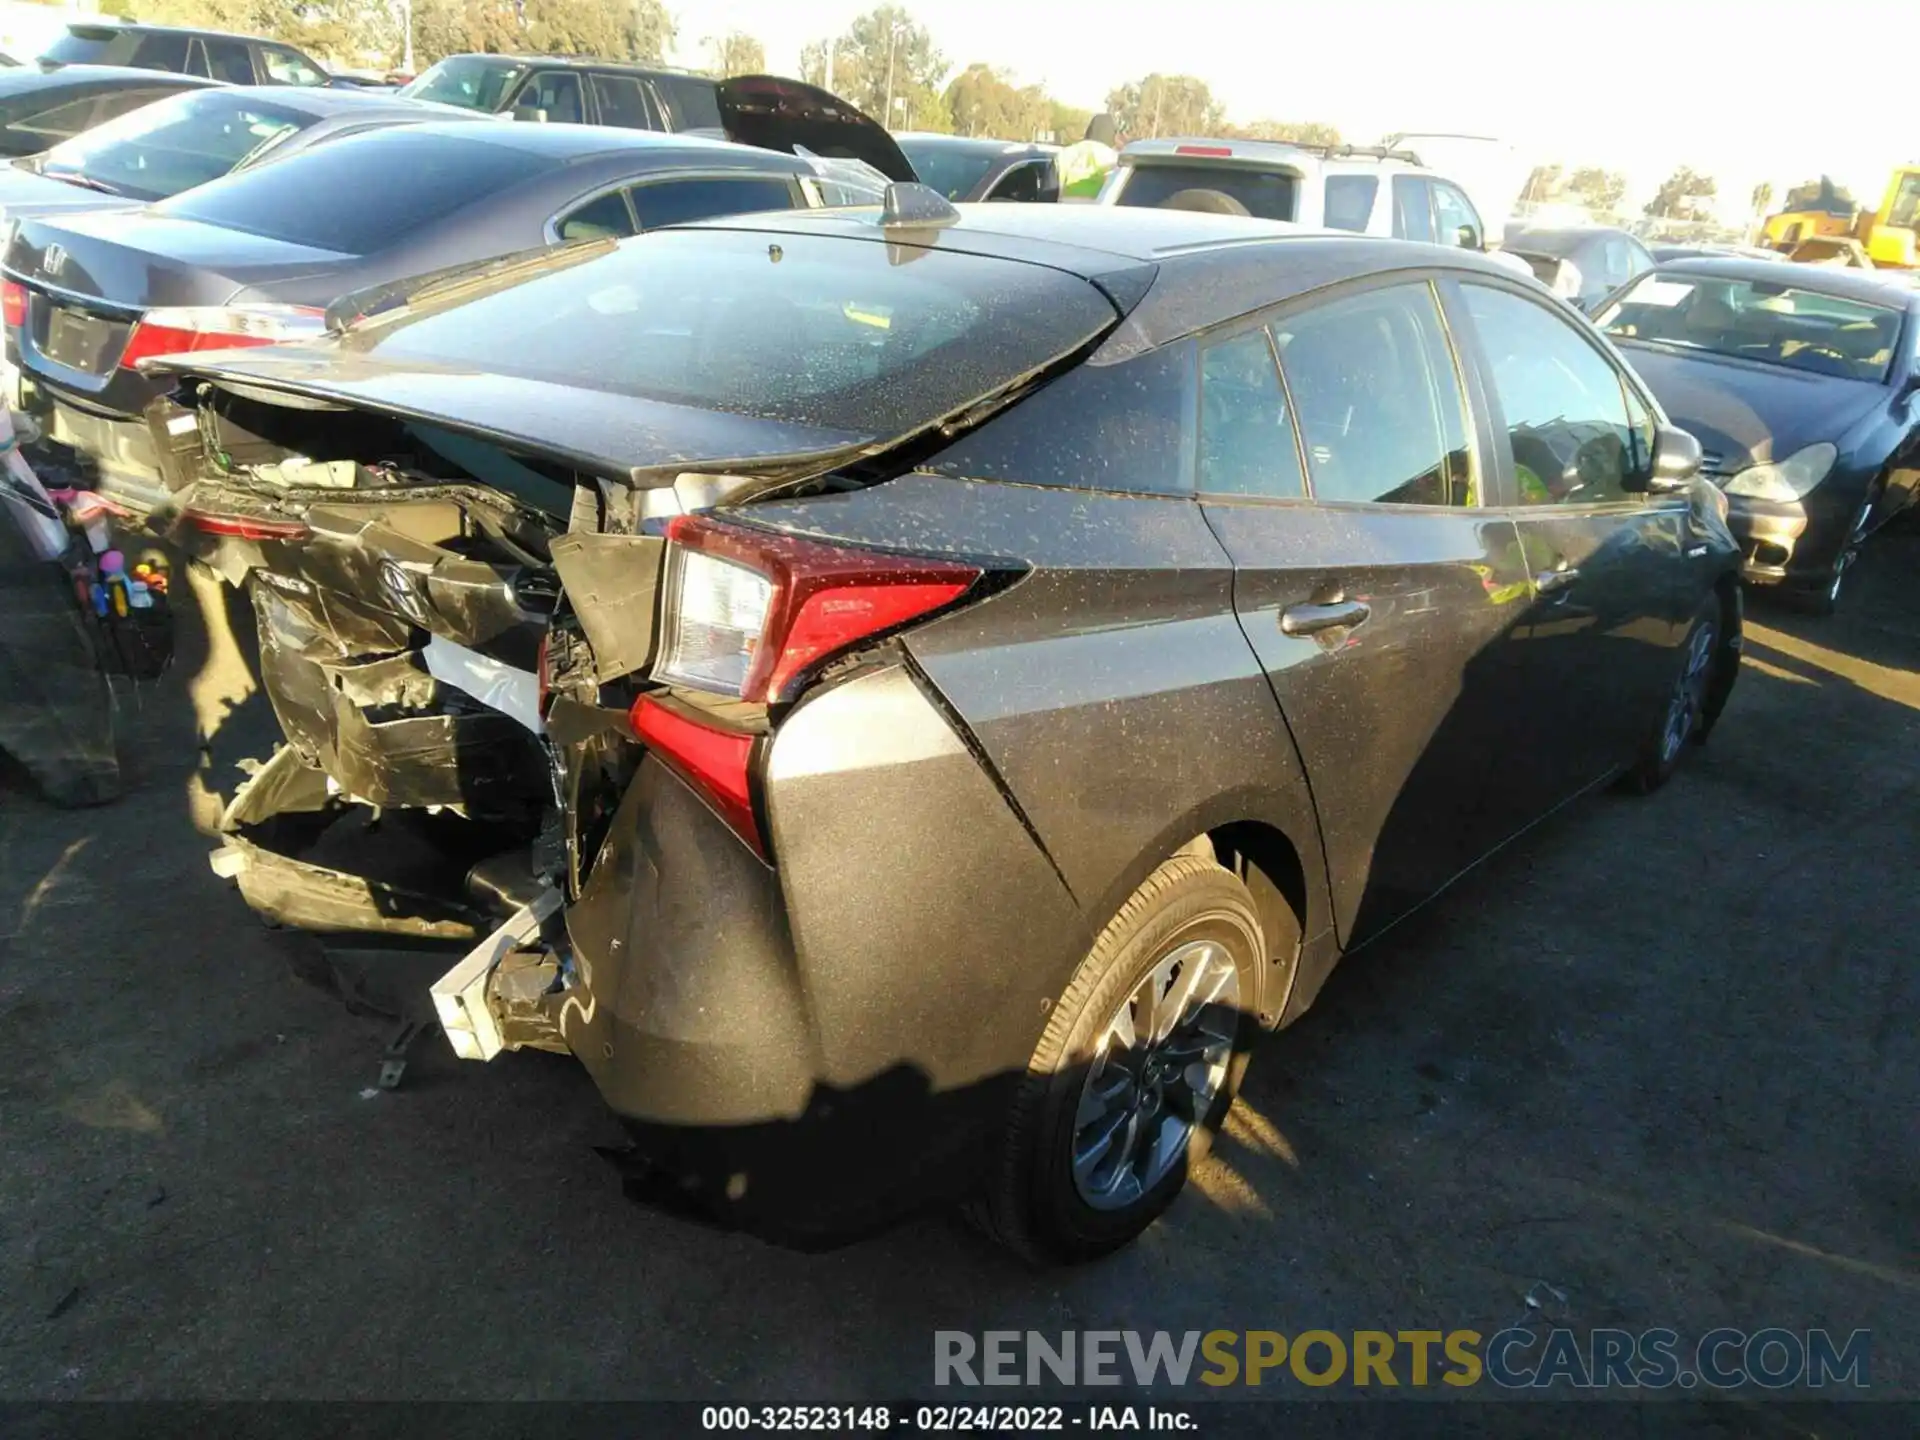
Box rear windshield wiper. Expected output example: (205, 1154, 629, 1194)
(45, 169, 125, 196)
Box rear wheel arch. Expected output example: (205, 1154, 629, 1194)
(1154, 818, 1307, 1029)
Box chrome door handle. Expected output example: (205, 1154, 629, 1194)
(1281, 599, 1372, 636)
(1536, 566, 1581, 595)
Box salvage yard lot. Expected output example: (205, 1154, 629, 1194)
(2, 530, 1916, 1408)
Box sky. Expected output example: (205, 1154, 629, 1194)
(668, 0, 1915, 219)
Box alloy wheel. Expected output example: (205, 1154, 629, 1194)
(1661, 619, 1718, 764)
(1071, 939, 1240, 1211)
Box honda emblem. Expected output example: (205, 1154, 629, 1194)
(42, 243, 65, 278)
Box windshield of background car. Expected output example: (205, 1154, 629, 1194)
(156, 129, 550, 254)
(1596, 273, 1903, 382)
(1115, 162, 1296, 221)
(897, 140, 1000, 200)
(1889, 172, 1920, 231)
(398, 56, 526, 111)
(37, 90, 306, 202)
(340, 228, 1119, 435)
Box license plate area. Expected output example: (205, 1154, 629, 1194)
(44, 305, 124, 374)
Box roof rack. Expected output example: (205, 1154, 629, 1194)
(1290, 142, 1423, 164)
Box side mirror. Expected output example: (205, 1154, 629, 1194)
(1456, 224, 1483, 251)
(1645, 424, 1702, 493)
(1035, 170, 1061, 205)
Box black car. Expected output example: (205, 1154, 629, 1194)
(1594, 258, 1920, 612)
(1, 119, 893, 509)
(149, 199, 1741, 1260)
(0, 61, 213, 158)
(1503, 225, 1655, 311)
(40, 21, 330, 87)
(894, 133, 1059, 202)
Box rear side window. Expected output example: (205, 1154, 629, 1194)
(199, 38, 256, 84)
(628, 176, 797, 231)
(135, 32, 190, 70)
(1322, 175, 1377, 233)
(158, 132, 551, 254)
(260, 45, 325, 86)
(1198, 329, 1304, 498)
(1391, 175, 1434, 242)
(514, 71, 585, 124)
(590, 73, 655, 129)
(986, 160, 1050, 203)
(555, 190, 634, 242)
(926, 344, 1196, 495)
(1116, 164, 1296, 221)
(1463, 283, 1639, 506)
(652, 74, 722, 131)
(1275, 282, 1473, 506)
(8, 95, 104, 146)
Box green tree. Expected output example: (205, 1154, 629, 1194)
(1047, 100, 1094, 145)
(1230, 119, 1340, 146)
(1521, 163, 1563, 204)
(704, 30, 766, 78)
(1564, 166, 1627, 214)
(1644, 166, 1717, 220)
(1103, 74, 1222, 141)
(943, 63, 1049, 139)
(801, 5, 946, 129)
(523, 0, 674, 62)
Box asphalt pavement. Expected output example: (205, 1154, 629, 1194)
(1, 528, 1915, 1418)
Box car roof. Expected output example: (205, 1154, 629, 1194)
(1652, 255, 1920, 306)
(0, 63, 218, 95)
(289, 119, 812, 177)
(1508, 226, 1635, 247)
(1120, 136, 1426, 175)
(424, 51, 702, 77)
(202, 84, 454, 117)
(682, 202, 1523, 350)
(895, 133, 1046, 155)
(61, 20, 271, 40)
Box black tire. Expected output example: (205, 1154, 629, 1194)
(1788, 482, 1882, 617)
(1623, 593, 1722, 794)
(974, 855, 1263, 1264)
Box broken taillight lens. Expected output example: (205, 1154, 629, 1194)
(180, 507, 311, 541)
(651, 513, 981, 704)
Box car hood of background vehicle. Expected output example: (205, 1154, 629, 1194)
(716, 74, 916, 183)
(1620, 341, 1885, 470)
(0, 164, 140, 222)
(4, 209, 348, 306)
(148, 346, 876, 485)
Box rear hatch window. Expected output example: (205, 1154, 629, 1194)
(331, 226, 1119, 437)
(154, 130, 551, 254)
(1117, 163, 1297, 220)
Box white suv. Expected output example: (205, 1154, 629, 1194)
(1096, 138, 1529, 273)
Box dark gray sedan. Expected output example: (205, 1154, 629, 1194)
(2, 121, 887, 508)
(151, 200, 1742, 1260)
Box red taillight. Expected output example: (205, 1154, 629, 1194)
(628, 694, 763, 858)
(1, 280, 26, 329)
(119, 322, 275, 370)
(1174, 145, 1234, 157)
(181, 508, 311, 542)
(117, 304, 326, 371)
(657, 513, 981, 704)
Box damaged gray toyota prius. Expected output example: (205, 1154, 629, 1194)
(144, 192, 1742, 1262)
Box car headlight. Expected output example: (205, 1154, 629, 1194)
(1721, 442, 1837, 502)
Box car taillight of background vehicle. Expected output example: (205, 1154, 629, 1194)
(1, 280, 25, 329)
(118, 304, 327, 370)
(632, 513, 983, 858)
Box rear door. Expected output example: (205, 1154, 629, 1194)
(1196, 276, 1533, 947)
(1448, 277, 1689, 817)
(1391, 174, 1435, 242)
(195, 36, 256, 84)
(588, 72, 661, 130)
